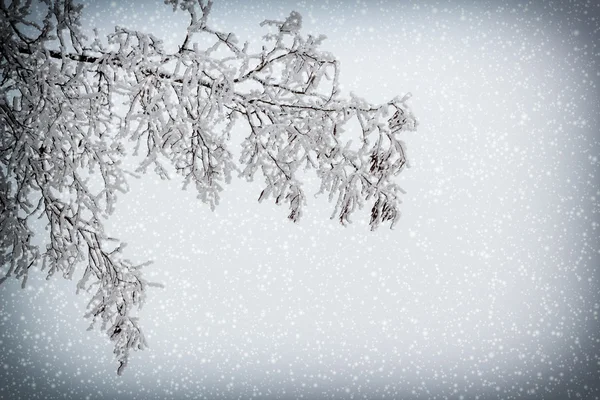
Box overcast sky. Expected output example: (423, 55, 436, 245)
(1, 0, 599, 399)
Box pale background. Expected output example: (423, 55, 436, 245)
(1, 0, 599, 399)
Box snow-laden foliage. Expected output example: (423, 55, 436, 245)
(0, 0, 416, 374)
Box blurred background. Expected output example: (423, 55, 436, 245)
(1, 0, 599, 398)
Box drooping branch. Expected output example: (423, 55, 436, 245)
(0, 0, 417, 375)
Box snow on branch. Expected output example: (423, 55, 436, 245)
(0, 0, 417, 374)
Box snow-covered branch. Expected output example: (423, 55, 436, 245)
(0, 0, 417, 374)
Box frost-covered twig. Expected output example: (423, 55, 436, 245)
(0, 0, 417, 374)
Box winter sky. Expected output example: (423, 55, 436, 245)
(1, 0, 599, 399)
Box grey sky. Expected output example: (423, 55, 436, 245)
(1, 0, 599, 399)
